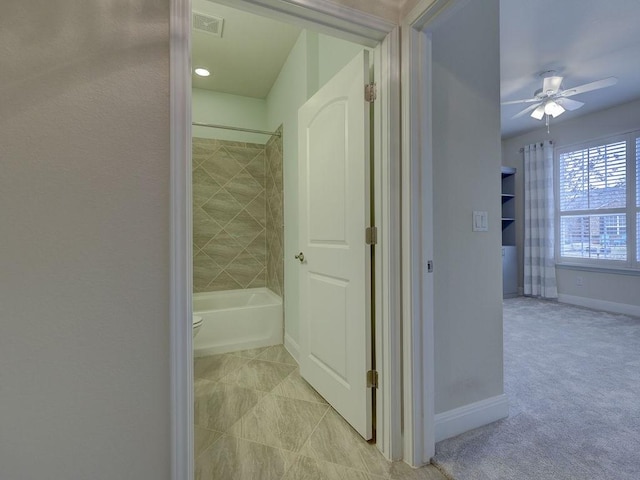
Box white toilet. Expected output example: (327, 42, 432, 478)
(193, 315, 203, 339)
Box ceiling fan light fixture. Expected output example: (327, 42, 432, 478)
(544, 100, 565, 118)
(508, 75, 617, 124)
(531, 104, 546, 120)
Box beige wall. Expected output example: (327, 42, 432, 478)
(0, 1, 171, 479)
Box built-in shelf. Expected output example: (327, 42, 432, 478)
(502, 166, 517, 297)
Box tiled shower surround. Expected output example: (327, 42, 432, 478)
(192, 131, 284, 294)
(265, 127, 284, 296)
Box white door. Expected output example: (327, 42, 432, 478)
(297, 51, 372, 439)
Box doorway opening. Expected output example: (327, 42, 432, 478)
(189, 1, 385, 476)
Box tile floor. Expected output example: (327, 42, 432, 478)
(194, 344, 448, 480)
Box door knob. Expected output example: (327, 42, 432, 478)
(294, 252, 305, 263)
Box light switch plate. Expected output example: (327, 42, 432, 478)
(473, 211, 488, 232)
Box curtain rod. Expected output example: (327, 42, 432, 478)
(192, 122, 281, 137)
(519, 140, 553, 153)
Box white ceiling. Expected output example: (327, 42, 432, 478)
(500, 0, 640, 139)
(192, 0, 301, 98)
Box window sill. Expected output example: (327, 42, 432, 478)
(556, 262, 640, 277)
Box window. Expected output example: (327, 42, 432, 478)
(556, 132, 640, 268)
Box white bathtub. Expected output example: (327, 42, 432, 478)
(193, 287, 283, 357)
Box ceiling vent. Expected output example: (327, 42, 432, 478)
(193, 12, 224, 37)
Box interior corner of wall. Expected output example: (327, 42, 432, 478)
(306, 30, 320, 99)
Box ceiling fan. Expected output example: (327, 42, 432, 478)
(502, 72, 618, 122)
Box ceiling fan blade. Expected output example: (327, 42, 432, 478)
(512, 103, 541, 119)
(502, 97, 540, 105)
(561, 77, 618, 97)
(556, 98, 584, 111)
(530, 104, 546, 120)
(542, 76, 563, 95)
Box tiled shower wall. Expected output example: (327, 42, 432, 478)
(266, 127, 284, 297)
(192, 134, 283, 295)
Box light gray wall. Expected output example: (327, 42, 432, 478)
(266, 30, 310, 347)
(431, 0, 504, 413)
(266, 30, 365, 348)
(502, 98, 640, 310)
(192, 88, 268, 143)
(317, 33, 367, 89)
(0, 2, 171, 479)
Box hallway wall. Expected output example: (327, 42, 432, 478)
(0, 1, 171, 478)
(431, 0, 505, 416)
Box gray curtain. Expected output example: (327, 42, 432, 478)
(523, 141, 558, 298)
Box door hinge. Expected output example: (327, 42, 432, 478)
(366, 370, 379, 389)
(427, 260, 433, 273)
(365, 83, 377, 103)
(365, 226, 378, 245)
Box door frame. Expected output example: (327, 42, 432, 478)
(169, 1, 402, 479)
(400, 0, 474, 467)
(400, 2, 434, 466)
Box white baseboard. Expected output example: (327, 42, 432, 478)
(434, 394, 509, 442)
(284, 333, 300, 364)
(558, 294, 640, 318)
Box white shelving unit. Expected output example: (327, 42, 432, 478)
(502, 166, 518, 297)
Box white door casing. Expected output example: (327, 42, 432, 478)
(298, 50, 373, 440)
(172, 3, 405, 476)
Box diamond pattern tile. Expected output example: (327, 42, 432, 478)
(192, 135, 282, 295)
(226, 145, 263, 166)
(208, 271, 242, 291)
(201, 190, 242, 229)
(265, 127, 284, 297)
(200, 147, 243, 186)
(194, 353, 449, 480)
(247, 270, 266, 288)
(225, 170, 262, 205)
(201, 231, 242, 269)
(225, 210, 263, 248)
(192, 140, 218, 167)
(193, 207, 223, 249)
(193, 167, 221, 206)
(225, 250, 266, 288)
(245, 230, 266, 261)
(193, 251, 222, 292)
(245, 152, 266, 184)
(246, 191, 266, 227)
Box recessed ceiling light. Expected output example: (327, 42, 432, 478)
(194, 68, 211, 77)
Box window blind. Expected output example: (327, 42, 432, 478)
(559, 141, 626, 212)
